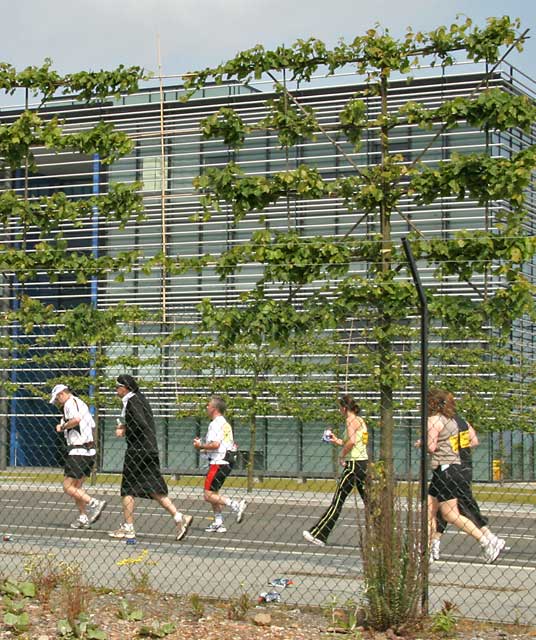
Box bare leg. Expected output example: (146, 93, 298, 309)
(122, 495, 135, 525)
(428, 495, 439, 545)
(152, 494, 178, 518)
(63, 477, 91, 515)
(204, 490, 226, 517)
(439, 498, 484, 542)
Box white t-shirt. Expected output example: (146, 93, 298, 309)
(63, 396, 96, 457)
(205, 415, 234, 466)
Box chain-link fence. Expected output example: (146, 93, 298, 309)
(1, 47, 536, 628)
(1, 380, 535, 624)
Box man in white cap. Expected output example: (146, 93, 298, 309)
(50, 384, 106, 530)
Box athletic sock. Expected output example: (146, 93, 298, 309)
(173, 512, 183, 523)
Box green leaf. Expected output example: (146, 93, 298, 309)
(1, 579, 20, 596)
(18, 581, 36, 598)
(129, 608, 144, 621)
(4, 610, 30, 630)
(4, 598, 25, 612)
(57, 618, 74, 636)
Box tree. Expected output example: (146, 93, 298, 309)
(179, 16, 536, 624)
(181, 14, 536, 465)
(175, 327, 348, 490)
(0, 60, 171, 467)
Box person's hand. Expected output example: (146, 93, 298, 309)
(329, 433, 343, 446)
(115, 424, 126, 437)
(193, 437, 202, 450)
(414, 439, 421, 448)
(339, 457, 346, 467)
(55, 423, 63, 433)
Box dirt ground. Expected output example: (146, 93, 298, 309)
(3, 588, 536, 640)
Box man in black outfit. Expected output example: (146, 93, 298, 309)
(108, 374, 193, 541)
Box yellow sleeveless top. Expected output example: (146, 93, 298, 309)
(344, 417, 368, 461)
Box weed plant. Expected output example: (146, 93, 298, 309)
(359, 463, 425, 631)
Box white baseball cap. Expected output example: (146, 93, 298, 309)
(49, 384, 69, 404)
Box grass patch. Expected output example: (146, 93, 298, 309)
(1, 470, 535, 502)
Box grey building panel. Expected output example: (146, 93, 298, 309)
(1, 63, 535, 479)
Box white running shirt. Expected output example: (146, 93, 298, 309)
(205, 415, 234, 465)
(63, 396, 96, 456)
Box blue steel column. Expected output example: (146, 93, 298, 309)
(89, 154, 100, 415)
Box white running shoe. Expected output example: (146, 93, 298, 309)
(483, 536, 505, 564)
(205, 522, 227, 533)
(108, 524, 136, 539)
(70, 516, 90, 530)
(235, 499, 247, 524)
(302, 530, 325, 547)
(87, 499, 107, 524)
(176, 515, 193, 541)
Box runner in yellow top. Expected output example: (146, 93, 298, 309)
(303, 395, 369, 547)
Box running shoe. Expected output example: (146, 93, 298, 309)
(235, 499, 247, 524)
(108, 524, 136, 539)
(302, 530, 325, 547)
(70, 516, 90, 530)
(176, 514, 193, 541)
(87, 499, 107, 524)
(484, 536, 505, 563)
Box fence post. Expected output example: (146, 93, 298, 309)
(402, 237, 429, 615)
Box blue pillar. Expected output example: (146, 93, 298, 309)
(89, 153, 100, 416)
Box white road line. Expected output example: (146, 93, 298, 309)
(433, 558, 536, 572)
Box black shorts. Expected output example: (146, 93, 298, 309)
(64, 455, 95, 480)
(428, 464, 470, 502)
(204, 463, 232, 492)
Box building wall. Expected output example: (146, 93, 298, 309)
(1, 64, 535, 480)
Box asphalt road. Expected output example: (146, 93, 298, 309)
(0, 485, 535, 622)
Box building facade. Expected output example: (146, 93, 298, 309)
(1, 61, 535, 481)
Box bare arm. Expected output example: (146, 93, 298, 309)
(56, 416, 81, 432)
(339, 416, 361, 460)
(427, 415, 443, 453)
(468, 423, 479, 448)
(193, 438, 220, 451)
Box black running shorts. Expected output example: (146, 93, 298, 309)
(428, 463, 470, 502)
(64, 454, 95, 480)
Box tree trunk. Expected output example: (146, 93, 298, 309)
(247, 400, 257, 493)
(378, 74, 394, 483)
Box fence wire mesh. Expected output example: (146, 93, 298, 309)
(1, 56, 535, 628)
(0, 378, 535, 624)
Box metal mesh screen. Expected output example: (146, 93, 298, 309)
(0, 58, 535, 624)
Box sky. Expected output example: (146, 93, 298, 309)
(0, 0, 535, 85)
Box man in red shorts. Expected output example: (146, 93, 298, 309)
(193, 396, 247, 533)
